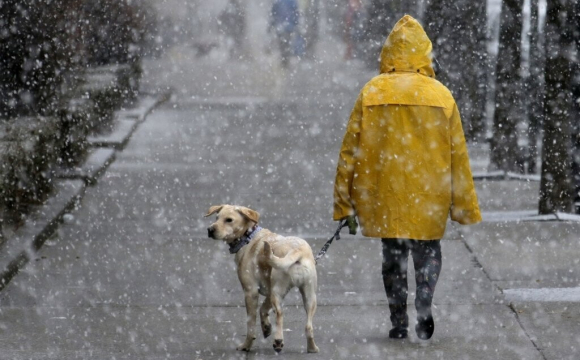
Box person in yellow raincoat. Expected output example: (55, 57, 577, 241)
(333, 15, 482, 340)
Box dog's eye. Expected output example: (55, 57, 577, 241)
(225, 218, 233, 223)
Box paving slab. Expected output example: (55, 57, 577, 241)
(0, 305, 247, 360)
(459, 222, 580, 289)
(504, 287, 580, 302)
(510, 302, 580, 360)
(474, 180, 540, 212)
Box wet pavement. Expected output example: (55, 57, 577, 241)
(0, 40, 579, 359)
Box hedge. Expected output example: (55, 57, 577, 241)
(0, 0, 155, 229)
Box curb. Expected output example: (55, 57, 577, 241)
(87, 92, 170, 149)
(56, 148, 116, 185)
(116, 93, 170, 122)
(0, 91, 170, 293)
(87, 119, 138, 149)
(481, 210, 580, 223)
(0, 180, 85, 292)
(473, 171, 541, 182)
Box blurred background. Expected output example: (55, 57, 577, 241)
(1, 3, 580, 358)
(139, 0, 577, 216)
(0, 0, 579, 232)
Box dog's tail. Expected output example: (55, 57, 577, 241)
(263, 241, 302, 271)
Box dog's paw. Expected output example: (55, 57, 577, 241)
(262, 323, 272, 338)
(307, 344, 319, 353)
(273, 339, 284, 353)
(236, 336, 255, 352)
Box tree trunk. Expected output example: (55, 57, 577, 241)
(490, 0, 524, 172)
(0, 220, 4, 247)
(525, 0, 544, 174)
(573, 1, 580, 212)
(460, 1, 488, 142)
(423, 0, 487, 142)
(538, 0, 575, 214)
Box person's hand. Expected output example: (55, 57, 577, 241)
(344, 215, 358, 235)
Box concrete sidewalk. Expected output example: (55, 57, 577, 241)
(0, 40, 579, 360)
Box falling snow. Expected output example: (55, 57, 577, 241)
(0, 0, 579, 359)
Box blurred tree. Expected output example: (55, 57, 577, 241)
(344, 0, 365, 60)
(490, 0, 523, 172)
(81, 0, 155, 66)
(135, 2, 159, 60)
(0, 0, 84, 117)
(0, 0, 158, 119)
(538, 0, 577, 214)
(525, 0, 544, 174)
(423, 0, 487, 142)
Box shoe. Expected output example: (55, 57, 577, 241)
(389, 327, 408, 339)
(416, 315, 434, 340)
(388, 304, 408, 339)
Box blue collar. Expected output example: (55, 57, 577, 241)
(229, 226, 262, 254)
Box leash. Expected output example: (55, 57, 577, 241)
(315, 219, 347, 264)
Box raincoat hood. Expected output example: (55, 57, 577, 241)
(379, 15, 435, 77)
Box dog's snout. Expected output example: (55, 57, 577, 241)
(208, 226, 215, 238)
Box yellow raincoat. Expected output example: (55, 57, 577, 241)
(333, 15, 481, 240)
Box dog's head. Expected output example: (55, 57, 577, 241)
(205, 205, 260, 243)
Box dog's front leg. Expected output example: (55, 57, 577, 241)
(237, 291, 259, 351)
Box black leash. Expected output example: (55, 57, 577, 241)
(315, 219, 347, 264)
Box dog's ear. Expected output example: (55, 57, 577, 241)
(204, 205, 224, 218)
(237, 207, 260, 224)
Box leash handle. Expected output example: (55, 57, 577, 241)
(315, 219, 347, 264)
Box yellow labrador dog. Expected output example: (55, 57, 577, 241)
(205, 205, 319, 353)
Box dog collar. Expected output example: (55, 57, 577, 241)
(229, 225, 262, 254)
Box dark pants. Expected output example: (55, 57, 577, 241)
(381, 239, 442, 328)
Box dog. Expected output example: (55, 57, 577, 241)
(205, 204, 319, 353)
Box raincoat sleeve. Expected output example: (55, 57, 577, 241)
(333, 92, 362, 221)
(449, 104, 482, 225)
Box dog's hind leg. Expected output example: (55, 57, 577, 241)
(260, 297, 272, 338)
(270, 291, 285, 353)
(300, 278, 319, 353)
(237, 291, 259, 351)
